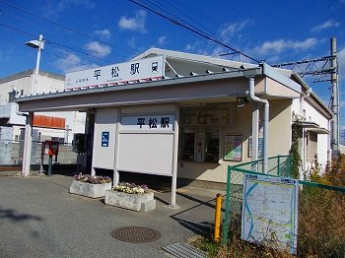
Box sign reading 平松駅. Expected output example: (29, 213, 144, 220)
(241, 174, 298, 254)
(64, 56, 165, 89)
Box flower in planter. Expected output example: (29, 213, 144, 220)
(73, 173, 111, 184)
(113, 182, 150, 194)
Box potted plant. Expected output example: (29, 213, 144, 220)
(105, 182, 156, 212)
(69, 173, 112, 198)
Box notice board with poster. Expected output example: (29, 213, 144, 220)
(224, 135, 242, 161)
(180, 104, 235, 127)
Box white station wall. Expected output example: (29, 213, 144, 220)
(92, 107, 118, 169)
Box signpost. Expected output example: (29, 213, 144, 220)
(241, 174, 298, 254)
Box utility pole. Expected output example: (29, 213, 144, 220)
(330, 37, 339, 155)
(272, 37, 339, 156)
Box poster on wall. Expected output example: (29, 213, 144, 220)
(248, 137, 264, 158)
(224, 135, 242, 161)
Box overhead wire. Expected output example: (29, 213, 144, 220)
(141, 0, 216, 46)
(157, 0, 278, 59)
(0, 22, 113, 65)
(0, 36, 96, 69)
(130, 0, 260, 63)
(0, 0, 135, 55)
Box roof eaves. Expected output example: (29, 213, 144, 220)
(15, 67, 262, 103)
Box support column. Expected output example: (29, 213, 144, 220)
(113, 109, 121, 186)
(251, 102, 259, 162)
(171, 105, 180, 208)
(22, 112, 33, 176)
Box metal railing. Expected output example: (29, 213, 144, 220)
(222, 157, 345, 257)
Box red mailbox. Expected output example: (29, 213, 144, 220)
(43, 140, 59, 156)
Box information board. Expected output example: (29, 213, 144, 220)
(241, 174, 298, 254)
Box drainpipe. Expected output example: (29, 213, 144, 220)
(246, 77, 269, 174)
(300, 88, 311, 173)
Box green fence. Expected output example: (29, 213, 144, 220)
(222, 159, 345, 257)
(232, 155, 292, 176)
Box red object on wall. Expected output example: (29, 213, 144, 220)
(33, 114, 66, 129)
(43, 140, 59, 156)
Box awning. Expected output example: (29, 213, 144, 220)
(299, 121, 330, 135)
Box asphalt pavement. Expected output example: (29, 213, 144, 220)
(0, 174, 224, 258)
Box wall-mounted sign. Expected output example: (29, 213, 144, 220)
(65, 56, 165, 89)
(120, 115, 175, 131)
(180, 104, 235, 127)
(224, 134, 242, 161)
(248, 137, 264, 158)
(101, 131, 109, 147)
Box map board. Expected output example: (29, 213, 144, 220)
(241, 174, 298, 254)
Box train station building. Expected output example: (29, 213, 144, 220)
(16, 48, 332, 205)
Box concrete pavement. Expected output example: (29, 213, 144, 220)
(0, 174, 224, 258)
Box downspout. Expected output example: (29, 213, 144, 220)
(300, 88, 311, 173)
(246, 77, 269, 174)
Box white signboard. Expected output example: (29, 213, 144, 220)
(241, 174, 298, 254)
(65, 56, 165, 89)
(120, 115, 174, 131)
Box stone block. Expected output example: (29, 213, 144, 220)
(141, 199, 156, 212)
(105, 190, 155, 212)
(69, 180, 112, 198)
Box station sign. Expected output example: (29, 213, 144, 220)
(65, 56, 165, 89)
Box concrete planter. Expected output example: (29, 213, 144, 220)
(69, 180, 112, 198)
(105, 190, 156, 212)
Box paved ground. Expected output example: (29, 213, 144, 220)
(0, 174, 225, 258)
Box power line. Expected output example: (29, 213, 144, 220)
(0, 23, 114, 65)
(0, 0, 134, 55)
(0, 36, 95, 69)
(129, 0, 260, 63)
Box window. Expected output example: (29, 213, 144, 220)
(205, 128, 220, 163)
(180, 128, 220, 163)
(51, 137, 65, 144)
(180, 128, 195, 161)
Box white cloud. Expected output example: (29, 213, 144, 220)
(311, 20, 340, 32)
(158, 36, 168, 46)
(44, 0, 95, 16)
(94, 29, 111, 40)
(219, 20, 250, 40)
(253, 38, 318, 56)
(54, 53, 97, 73)
(58, 0, 95, 9)
(84, 41, 111, 57)
(127, 37, 137, 49)
(118, 10, 147, 33)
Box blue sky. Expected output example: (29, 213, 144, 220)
(0, 0, 345, 127)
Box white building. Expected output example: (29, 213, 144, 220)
(16, 48, 332, 204)
(0, 69, 86, 143)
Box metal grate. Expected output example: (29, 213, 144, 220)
(111, 226, 161, 243)
(162, 242, 207, 258)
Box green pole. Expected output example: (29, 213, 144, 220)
(277, 155, 281, 176)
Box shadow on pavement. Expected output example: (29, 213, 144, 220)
(170, 193, 216, 236)
(0, 206, 43, 223)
